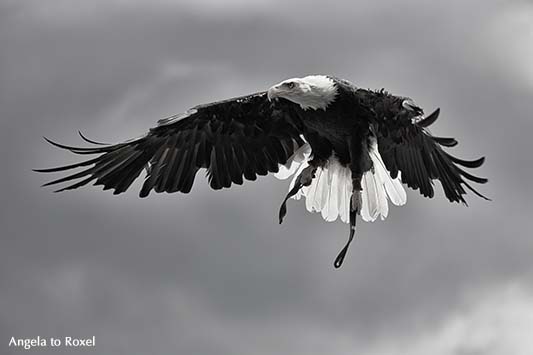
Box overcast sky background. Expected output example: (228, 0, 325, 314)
(1, 0, 533, 354)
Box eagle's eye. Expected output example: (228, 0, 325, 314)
(284, 82, 295, 89)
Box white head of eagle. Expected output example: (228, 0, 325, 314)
(35, 74, 489, 268)
(267, 75, 338, 110)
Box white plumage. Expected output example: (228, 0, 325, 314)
(275, 139, 406, 223)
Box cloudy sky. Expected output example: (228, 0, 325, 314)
(1, 0, 533, 354)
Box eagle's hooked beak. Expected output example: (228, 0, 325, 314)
(267, 86, 280, 102)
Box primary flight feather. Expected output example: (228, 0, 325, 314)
(35, 75, 489, 267)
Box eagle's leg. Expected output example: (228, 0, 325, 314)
(334, 177, 362, 268)
(334, 131, 370, 268)
(278, 164, 317, 224)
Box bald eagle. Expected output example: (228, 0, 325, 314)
(35, 75, 489, 268)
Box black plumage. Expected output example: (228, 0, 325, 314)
(36, 93, 305, 196)
(363, 90, 488, 204)
(35, 75, 489, 267)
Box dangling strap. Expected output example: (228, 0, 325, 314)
(278, 179, 303, 224)
(334, 208, 357, 268)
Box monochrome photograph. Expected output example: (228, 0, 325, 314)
(1, 0, 532, 354)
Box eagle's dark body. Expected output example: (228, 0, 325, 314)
(36, 75, 488, 267)
(294, 79, 363, 163)
(294, 78, 376, 178)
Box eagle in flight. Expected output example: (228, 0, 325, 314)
(35, 75, 489, 268)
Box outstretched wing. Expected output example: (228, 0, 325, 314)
(374, 107, 489, 204)
(35, 92, 305, 196)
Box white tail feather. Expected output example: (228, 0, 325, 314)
(274, 143, 311, 180)
(369, 144, 407, 207)
(274, 140, 406, 223)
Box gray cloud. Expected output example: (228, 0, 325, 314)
(1, 0, 532, 354)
